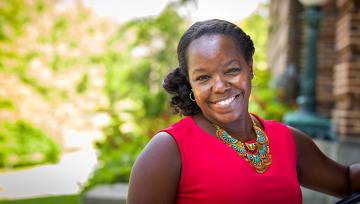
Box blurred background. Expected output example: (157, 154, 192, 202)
(0, 0, 359, 203)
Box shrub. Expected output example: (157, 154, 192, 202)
(0, 120, 60, 168)
(83, 114, 149, 191)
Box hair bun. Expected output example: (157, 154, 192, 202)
(163, 67, 186, 94)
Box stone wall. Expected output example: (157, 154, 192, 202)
(333, 0, 360, 137)
(296, 1, 337, 118)
(268, 0, 360, 137)
(267, 0, 290, 83)
(268, 0, 303, 104)
(316, 2, 337, 117)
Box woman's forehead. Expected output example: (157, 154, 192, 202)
(189, 34, 242, 54)
(187, 34, 244, 65)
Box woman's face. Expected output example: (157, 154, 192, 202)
(187, 34, 252, 125)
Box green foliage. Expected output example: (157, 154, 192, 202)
(0, 0, 55, 98)
(104, 5, 185, 107)
(76, 73, 89, 94)
(104, 4, 186, 125)
(0, 0, 36, 71)
(83, 114, 149, 191)
(0, 98, 15, 110)
(241, 4, 290, 121)
(0, 0, 32, 41)
(0, 194, 80, 204)
(249, 70, 289, 121)
(85, 2, 189, 190)
(18, 71, 51, 96)
(0, 120, 60, 168)
(50, 16, 69, 43)
(0, 0, 86, 99)
(35, 0, 46, 13)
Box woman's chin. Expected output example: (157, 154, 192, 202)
(212, 112, 245, 125)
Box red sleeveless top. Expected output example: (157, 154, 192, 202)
(161, 115, 302, 204)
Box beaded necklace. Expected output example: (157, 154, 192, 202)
(214, 117, 272, 173)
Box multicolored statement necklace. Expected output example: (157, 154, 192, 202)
(214, 117, 272, 173)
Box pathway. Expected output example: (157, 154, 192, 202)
(0, 147, 97, 199)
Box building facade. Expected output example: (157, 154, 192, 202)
(268, 0, 360, 138)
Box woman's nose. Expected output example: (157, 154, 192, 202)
(212, 76, 229, 93)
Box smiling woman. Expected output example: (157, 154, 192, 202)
(127, 19, 360, 204)
(187, 34, 252, 130)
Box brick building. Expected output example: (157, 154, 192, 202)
(268, 0, 360, 138)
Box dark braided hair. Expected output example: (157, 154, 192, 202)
(163, 19, 255, 116)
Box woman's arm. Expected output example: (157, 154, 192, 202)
(290, 127, 360, 197)
(350, 163, 360, 193)
(127, 132, 181, 204)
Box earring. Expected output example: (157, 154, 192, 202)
(189, 91, 196, 101)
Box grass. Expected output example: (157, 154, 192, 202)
(0, 194, 81, 204)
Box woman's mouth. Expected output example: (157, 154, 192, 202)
(212, 94, 240, 108)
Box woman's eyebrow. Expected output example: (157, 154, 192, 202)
(222, 59, 241, 67)
(191, 67, 207, 74)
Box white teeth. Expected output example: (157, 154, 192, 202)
(217, 96, 235, 106)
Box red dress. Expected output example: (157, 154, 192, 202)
(161, 115, 302, 204)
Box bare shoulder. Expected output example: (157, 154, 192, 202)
(127, 131, 181, 204)
(287, 126, 315, 147)
(137, 131, 180, 162)
(133, 131, 181, 174)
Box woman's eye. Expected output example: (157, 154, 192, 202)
(196, 75, 210, 81)
(227, 67, 241, 73)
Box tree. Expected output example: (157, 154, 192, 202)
(85, 2, 189, 189)
(241, 3, 290, 121)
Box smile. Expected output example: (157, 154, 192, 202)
(212, 94, 240, 107)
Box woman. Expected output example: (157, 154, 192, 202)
(127, 19, 360, 203)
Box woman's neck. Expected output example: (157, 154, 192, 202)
(221, 114, 255, 142)
(193, 113, 257, 142)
